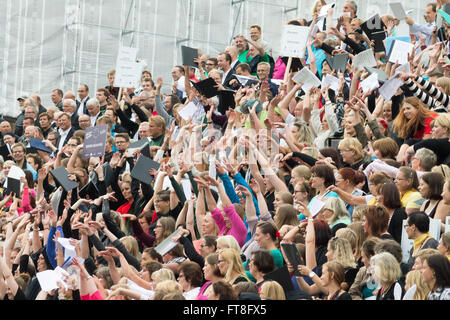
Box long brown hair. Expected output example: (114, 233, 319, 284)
(393, 97, 433, 139)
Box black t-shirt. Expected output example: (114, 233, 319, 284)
(265, 190, 275, 214)
(148, 201, 184, 236)
(412, 138, 450, 165)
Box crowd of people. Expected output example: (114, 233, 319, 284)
(0, 0, 449, 302)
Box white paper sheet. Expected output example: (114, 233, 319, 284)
(388, 40, 414, 65)
(180, 178, 192, 200)
(235, 74, 258, 86)
(178, 102, 198, 121)
(280, 25, 310, 58)
(321, 74, 340, 92)
(57, 237, 79, 261)
(36, 270, 62, 292)
(393, 63, 411, 77)
(318, 3, 335, 18)
(390, 2, 407, 20)
(360, 73, 379, 93)
(293, 67, 321, 91)
(353, 49, 377, 69)
(309, 197, 325, 217)
(379, 77, 404, 101)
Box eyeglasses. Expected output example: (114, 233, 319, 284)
(115, 141, 126, 144)
(178, 274, 185, 278)
(294, 190, 306, 194)
(395, 177, 407, 181)
(205, 63, 215, 66)
(155, 225, 162, 229)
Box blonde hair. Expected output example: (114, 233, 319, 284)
(371, 252, 402, 287)
(347, 222, 365, 258)
(259, 281, 286, 300)
(431, 164, 450, 180)
(155, 280, 183, 295)
(216, 235, 241, 252)
(431, 113, 450, 138)
(351, 205, 367, 222)
(328, 237, 357, 268)
(156, 216, 176, 245)
(218, 248, 248, 284)
(338, 137, 364, 162)
(323, 197, 351, 226)
(292, 165, 312, 181)
(405, 270, 431, 300)
(119, 236, 141, 261)
(312, 0, 327, 16)
(302, 146, 319, 159)
(335, 228, 357, 254)
(436, 77, 450, 95)
(151, 268, 176, 284)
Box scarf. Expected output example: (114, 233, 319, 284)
(414, 232, 432, 251)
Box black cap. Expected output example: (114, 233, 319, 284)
(78, 180, 100, 200)
(263, 265, 295, 293)
(361, 14, 386, 40)
(6, 177, 21, 196)
(130, 155, 161, 185)
(280, 56, 304, 72)
(193, 77, 219, 98)
(50, 166, 79, 192)
(181, 45, 199, 68)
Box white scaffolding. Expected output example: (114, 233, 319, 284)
(0, 0, 432, 117)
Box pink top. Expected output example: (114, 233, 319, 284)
(81, 290, 104, 300)
(196, 281, 211, 300)
(211, 204, 248, 247)
(6, 187, 36, 216)
(272, 57, 286, 80)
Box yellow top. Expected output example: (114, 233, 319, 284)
(401, 190, 422, 208)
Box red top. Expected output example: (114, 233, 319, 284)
(414, 113, 438, 139)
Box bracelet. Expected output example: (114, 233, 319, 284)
(309, 271, 316, 278)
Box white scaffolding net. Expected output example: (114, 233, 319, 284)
(0, 0, 432, 117)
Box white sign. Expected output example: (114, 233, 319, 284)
(293, 67, 321, 91)
(388, 40, 414, 65)
(379, 77, 404, 101)
(360, 73, 379, 93)
(446, 216, 450, 233)
(178, 102, 199, 121)
(390, 2, 407, 20)
(114, 47, 143, 88)
(353, 49, 378, 69)
(308, 197, 325, 217)
(401, 218, 441, 263)
(280, 25, 310, 58)
(321, 74, 340, 92)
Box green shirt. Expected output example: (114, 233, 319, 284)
(149, 134, 165, 147)
(238, 49, 250, 63)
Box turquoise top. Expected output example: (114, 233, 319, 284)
(244, 249, 284, 282)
